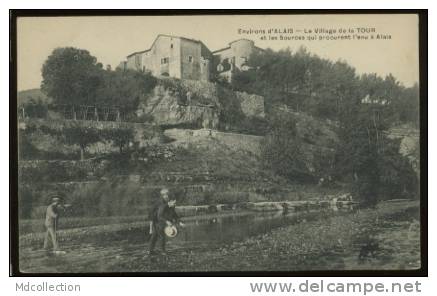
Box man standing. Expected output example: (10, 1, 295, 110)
(148, 188, 170, 236)
(149, 188, 184, 255)
(43, 196, 62, 252)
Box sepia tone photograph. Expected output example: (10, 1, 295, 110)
(11, 12, 425, 274)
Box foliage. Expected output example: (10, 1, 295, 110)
(18, 127, 40, 160)
(41, 47, 157, 116)
(62, 123, 101, 160)
(18, 88, 51, 106)
(378, 139, 419, 199)
(18, 186, 35, 219)
(393, 83, 419, 127)
(18, 98, 48, 118)
(101, 127, 134, 153)
(261, 115, 310, 182)
(41, 47, 104, 106)
(95, 69, 157, 112)
(18, 160, 92, 184)
(334, 97, 418, 205)
(231, 47, 419, 126)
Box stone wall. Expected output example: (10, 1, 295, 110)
(163, 128, 263, 155)
(19, 118, 162, 155)
(18, 159, 109, 183)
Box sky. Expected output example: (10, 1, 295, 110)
(16, 14, 419, 91)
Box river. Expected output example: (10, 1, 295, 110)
(18, 201, 420, 273)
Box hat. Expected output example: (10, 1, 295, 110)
(160, 188, 169, 195)
(164, 225, 178, 238)
(50, 195, 62, 202)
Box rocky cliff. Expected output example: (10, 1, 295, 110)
(136, 78, 265, 130)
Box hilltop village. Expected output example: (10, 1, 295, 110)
(117, 34, 264, 82)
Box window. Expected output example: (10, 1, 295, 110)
(188, 55, 193, 63)
(135, 55, 141, 66)
(161, 57, 169, 64)
(170, 44, 173, 49)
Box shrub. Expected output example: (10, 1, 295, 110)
(261, 115, 311, 182)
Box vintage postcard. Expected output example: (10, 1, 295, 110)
(12, 12, 424, 274)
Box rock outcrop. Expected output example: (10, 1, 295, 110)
(138, 84, 220, 128)
(137, 78, 265, 129)
(235, 91, 265, 118)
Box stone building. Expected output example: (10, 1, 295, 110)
(212, 39, 265, 81)
(118, 35, 263, 82)
(121, 34, 212, 81)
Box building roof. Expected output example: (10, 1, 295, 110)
(212, 46, 231, 54)
(228, 38, 254, 45)
(126, 34, 211, 58)
(212, 38, 265, 54)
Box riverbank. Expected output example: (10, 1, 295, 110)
(110, 200, 420, 271)
(19, 199, 353, 247)
(18, 200, 419, 273)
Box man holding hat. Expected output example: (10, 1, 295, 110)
(148, 188, 170, 236)
(149, 188, 184, 255)
(43, 195, 62, 252)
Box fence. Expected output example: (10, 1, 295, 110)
(18, 104, 136, 122)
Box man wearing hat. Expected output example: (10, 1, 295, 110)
(43, 196, 62, 252)
(149, 188, 184, 255)
(148, 188, 170, 236)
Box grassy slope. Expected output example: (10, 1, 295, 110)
(18, 88, 51, 105)
(148, 130, 279, 184)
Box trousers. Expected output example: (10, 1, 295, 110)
(43, 226, 58, 250)
(149, 222, 166, 252)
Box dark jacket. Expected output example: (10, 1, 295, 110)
(150, 198, 166, 222)
(155, 203, 179, 225)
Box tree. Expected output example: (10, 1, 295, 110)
(334, 90, 418, 205)
(378, 138, 419, 198)
(95, 69, 157, 112)
(394, 83, 419, 126)
(41, 47, 104, 106)
(102, 128, 134, 154)
(261, 115, 310, 181)
(334, 99, 381, 206)
(63, 124, 101, 160)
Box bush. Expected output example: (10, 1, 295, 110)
(261, 115, 312, 182)
(19, 98, 48, 119)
